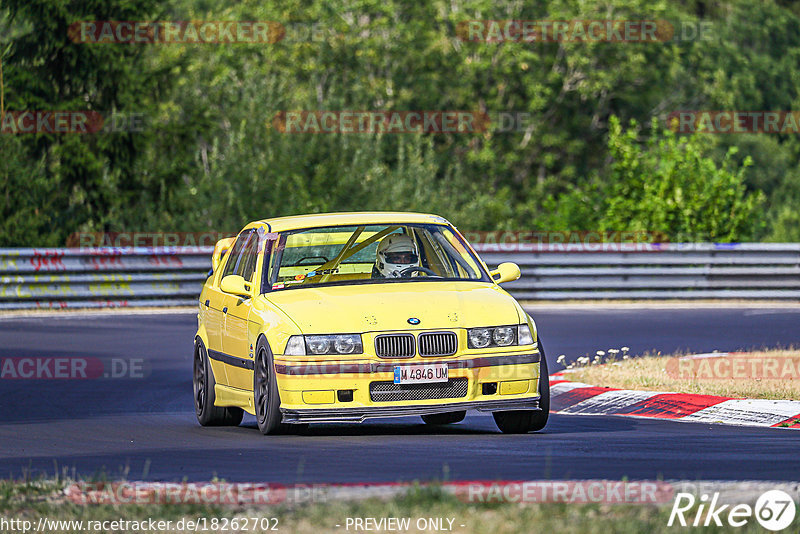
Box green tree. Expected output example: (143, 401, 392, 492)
(599, 116, 763, 241)
(2, 0, 799, 244)
(0, 0, 189, 243)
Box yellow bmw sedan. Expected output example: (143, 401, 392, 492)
(193, 212, 549, 434)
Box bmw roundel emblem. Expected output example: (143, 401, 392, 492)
(407, 317, 421, 325)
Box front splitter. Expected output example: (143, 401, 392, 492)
(280, 396, 541, 423)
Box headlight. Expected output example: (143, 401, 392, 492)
(468, 328, 492, 349)
(306, 336, 332, 355)
(283, 334, 364, 356)
(493, 326, 516, 346)
(333, 334, 359, 354)
(468, 325, 535, 348)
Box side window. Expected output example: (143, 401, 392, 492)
(437, 228, 482, 279)
(221, 231, 253, 279)
(263, 234, 286, 292)
(238, 232, 260, 283)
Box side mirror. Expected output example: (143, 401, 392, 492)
(490, 262, 521, 284)
(220, 275, 252, 298)
(211, 237, 236, 273)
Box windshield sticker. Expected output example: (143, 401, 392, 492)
(311, 268, 338, 276)
(277, 268, 340, 284)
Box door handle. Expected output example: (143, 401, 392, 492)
(223, 307, 228, 314)
(204, 300, 210, 307)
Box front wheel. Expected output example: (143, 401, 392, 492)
(254, 338, 283, 435)
(493, 338, 550, 434)
(254, 340, 308, 435)
(253, 338, 308, 435)
(193, 339, 243, 427)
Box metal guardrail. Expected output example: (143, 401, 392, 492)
(0, 243, 799, 309)
(0, 247, 211, 310)
(479, 243, 800, 300)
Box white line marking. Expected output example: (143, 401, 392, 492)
(683, 399, 800, 427)
(550, 382, 596, 396)
(560, 390, 660, 415)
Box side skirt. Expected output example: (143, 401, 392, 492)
(214, 383, 255, 415)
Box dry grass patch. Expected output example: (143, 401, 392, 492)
(567, 349, 800, 400)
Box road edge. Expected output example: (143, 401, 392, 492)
(549, 370, 800, 430)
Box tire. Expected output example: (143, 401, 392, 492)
(421, 411, 466, 425)
(193, 339, 244, 427)
(254, 338, 284, 435)
(493, 338, 550, 434)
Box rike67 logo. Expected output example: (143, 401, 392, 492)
(669, 490, 796, 531)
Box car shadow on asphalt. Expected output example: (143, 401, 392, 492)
(238, 418, 497, 436)
(239, 424, 498, 436)
(235, 413, 640, 437)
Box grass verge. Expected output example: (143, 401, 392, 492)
(566, 349, 800, 400)
(1, 479, 795, 534)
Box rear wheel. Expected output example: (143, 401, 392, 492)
(193, 339, 243, 426)
(421, 411, 466, 425)
(493, 338, 550, 434)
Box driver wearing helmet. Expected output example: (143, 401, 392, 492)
(372, 234, 420, 278)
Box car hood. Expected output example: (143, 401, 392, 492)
(264, 281, 522, 333)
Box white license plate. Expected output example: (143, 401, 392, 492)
(393, 363, 449, 384)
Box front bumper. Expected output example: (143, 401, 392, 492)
(274, 350, 541, 423)
(281, 396, 540, 423)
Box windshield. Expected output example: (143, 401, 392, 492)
(266, 223, 489, 291)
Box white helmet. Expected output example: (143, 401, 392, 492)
(375, 234, 419, 278)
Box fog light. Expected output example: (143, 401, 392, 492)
(482, 382, 497, 395)
(337, 390, 354, 402)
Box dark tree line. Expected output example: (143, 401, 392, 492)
(1, 0, 796, 245)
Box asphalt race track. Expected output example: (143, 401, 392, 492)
(1, 307, 799, 483)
